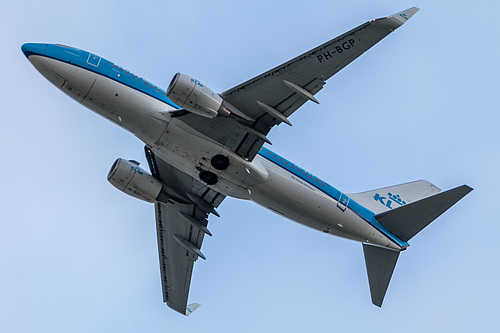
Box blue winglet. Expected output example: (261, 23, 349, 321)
(185, 303, 201, 316)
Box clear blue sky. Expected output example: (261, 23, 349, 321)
(2, 1, 498, 332)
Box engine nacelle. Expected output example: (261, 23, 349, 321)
(166, 73, 230, 118)
(107, 158, 164, 203)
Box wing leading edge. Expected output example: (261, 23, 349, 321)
(176, 7, 419, 161)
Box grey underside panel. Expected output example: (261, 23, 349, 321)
(363, 244, 400, 307)
(155, 155, 225, 207)
(152, 153, 225, 314)
(177, 16, 403, 161)
(375, 185, 473, 242)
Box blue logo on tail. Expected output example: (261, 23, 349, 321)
(374, 192, 407, 209)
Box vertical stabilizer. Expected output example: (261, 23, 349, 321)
(363, 244, 400, 307)
(350, 180, 441, 215)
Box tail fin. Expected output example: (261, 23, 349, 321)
(363, 244, 400, 307)
(375, 185, 473, 242)
(362, 184, 472, 307)
(350, 180, 441, 215)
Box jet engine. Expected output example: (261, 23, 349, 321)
(107, 158, 165, 203)
(166, 73, 231, 118)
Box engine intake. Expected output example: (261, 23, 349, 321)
(166, 73, 230, 118)
(107, 158, 165, 203)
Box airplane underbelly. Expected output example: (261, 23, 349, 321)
(32, 54, 400, 249)
(30, 55, 95, 103)
(30, 55, 172, 145)
(151, 119, 268, 199)
(82, 74, 171, 144)
(249, 157, 400, 248)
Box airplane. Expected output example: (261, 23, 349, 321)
(21, 7, 472, 315)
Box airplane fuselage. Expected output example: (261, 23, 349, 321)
(23, 43, 406, 251)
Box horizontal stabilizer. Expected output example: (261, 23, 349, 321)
(363, 244, 400, 307)
(375, 185, 473, 242)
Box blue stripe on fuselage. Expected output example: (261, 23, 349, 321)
(22, 43, 180, 109)
(23, 43, 407, 248)
(257, 147, 408, 248)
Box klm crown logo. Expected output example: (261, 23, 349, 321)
(373, 192, 407, 209)
(190, 78, 204, 87)
(130, 165, 144, 175)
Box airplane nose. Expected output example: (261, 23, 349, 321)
(21, 43, 48, 59)
(22, 43, 66, 87)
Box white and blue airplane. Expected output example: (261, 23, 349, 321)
(22, 7, 471, 315)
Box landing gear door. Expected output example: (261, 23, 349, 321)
(337, 193, 350, 212)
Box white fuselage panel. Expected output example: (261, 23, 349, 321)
(29, 55, 401, 250)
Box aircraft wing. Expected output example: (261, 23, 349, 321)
(147, 148, 225, 315)
(176, 7, 418, 161)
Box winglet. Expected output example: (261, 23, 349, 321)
(388, 7, 420, 26)
(185, 303, 201, 316)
